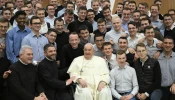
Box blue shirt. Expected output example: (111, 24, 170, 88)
(151, 18, 165, 36)
(6, 26, 31, 63)
(57, 8, 65, 17)
(21, 32, 48, 62)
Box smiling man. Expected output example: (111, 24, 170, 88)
(133, 43, 162, 100)
(38, 44, 75, 100)
(68, 43, 112, 100)
(78, 25, 94, 46)
(22, 16, 48, 65)
(6, 11, 31, 63)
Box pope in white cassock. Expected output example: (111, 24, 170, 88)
(67, 43, 112, 100)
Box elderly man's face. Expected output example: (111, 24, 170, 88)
(84, 44, 94, 59)
(20, 49, 33, 64)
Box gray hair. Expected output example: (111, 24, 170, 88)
(19, 45, 32, 54)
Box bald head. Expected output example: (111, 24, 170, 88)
(84, 43, 94, 59)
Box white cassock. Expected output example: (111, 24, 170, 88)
(67, 56, 112, 100)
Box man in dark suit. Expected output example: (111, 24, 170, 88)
(7, 45, 47, 100)
(38, 44, 75, 100)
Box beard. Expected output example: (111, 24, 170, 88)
(47, 55, 56, 60)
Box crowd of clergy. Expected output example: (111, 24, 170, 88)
(0, 0, 175, 100)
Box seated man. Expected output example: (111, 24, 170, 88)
(110, 50, 138, 100)
(7, 45, 47, 100)
(38, 44, 75, 100)
(67, 43, 112, 100)
(134, 43, 162, 100)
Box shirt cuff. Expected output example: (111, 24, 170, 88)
(145, 92, 149, 97)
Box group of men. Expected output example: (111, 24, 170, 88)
(0, 0, 175, 100)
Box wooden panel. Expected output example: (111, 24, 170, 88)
(112, 0, 175, 15)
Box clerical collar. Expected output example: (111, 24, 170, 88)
(19, 59, 28, 65)
(45, 56, 55, 61)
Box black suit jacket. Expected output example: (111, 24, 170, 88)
(38, 58, 68, 100)
(7, 61, 44, 100)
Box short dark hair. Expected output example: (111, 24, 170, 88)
(87, 9, 95, 14)
(14, 11, 26, 19)
(94, 33, 104, 41)
(78, 25, 89, 34)
(102, 6, 111, 13)
(116, 50, 126, 57)
(128, 21, 138, 28)
(154, 0, 162, 4)
(117, 2, 123, 7)
(122, 7, 131, 12)
(64, 9, 74, 15)
(30, 16, 41, 25)
(2, 8, 11, 15)
(136, 43, 146, 51)
(128, 0, 136, 5)
(163, 13, 173, 20)
(35, 8, 45, 15)
(0, 17, 9, 23)
(47, 28, 58, 35)
(118, 37, 128, 43)
(163, 36, 174, 43)
(69, 32, 79, 39)
(46, 4, 54, 11)
(44, 44, 55, 52)
(24, 1, 32, 5)
(34, 2, 42, 9)
(144, 25, 154, 34)
(78, 6, 87, 13)
(97, 18, 106, 24)
(65, 1, 74, 9)
(140, 14, 149, 19)
(5, 1, 14, 8)
(141, 18, 151, 24)
(102, 42, 112, 49)
(168, 9, 175, 14)
(133, 10, 141, 15)
(138, 2, 147, 8)
(150, 4, 160, 11)
(54, 18, 64, 26)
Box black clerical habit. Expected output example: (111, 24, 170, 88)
(38, 58, 73, 100)
(7, 61, 44, 100)
(0, 57, 11, 99)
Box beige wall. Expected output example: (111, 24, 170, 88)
(112, 0, 175, 15)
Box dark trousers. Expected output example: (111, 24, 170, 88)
(161, 86, 175, 100)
